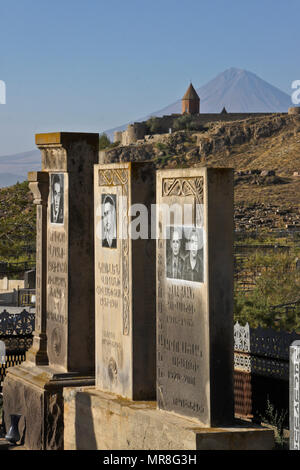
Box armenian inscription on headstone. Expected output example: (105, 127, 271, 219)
(290, 341, 300, 450)
(94, 162, 156, 400)
(156, 167, 234, 426)
(47, 173, 68, 365)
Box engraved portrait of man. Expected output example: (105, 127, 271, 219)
(166, 227, 185, 280)
(182, 227, 204, 283)
(102, 194, 117, 248)
(50, 173, 64, 224)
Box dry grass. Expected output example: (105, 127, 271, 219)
(234, 179, 300, 206)
(192, 114, 300, 208)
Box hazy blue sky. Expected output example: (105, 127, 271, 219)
(0, 0, 299, 155)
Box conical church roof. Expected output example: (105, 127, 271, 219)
(182, 83, 200, 101)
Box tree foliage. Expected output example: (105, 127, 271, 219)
(173, 114, 202, 131)
(99, 133, 111, 150)
(146, 117, 163, 134)
(234, 251, 300, 331)
(0, 180, 36, 262)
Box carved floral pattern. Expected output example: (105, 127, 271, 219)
(162, 177, 204, 204)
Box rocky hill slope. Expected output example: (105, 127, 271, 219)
(1, 113, 300, 246)
(103, 113, 300, 231)
(105, 68, 291, 138)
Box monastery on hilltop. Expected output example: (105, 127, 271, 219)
(114, 83, 294, 146)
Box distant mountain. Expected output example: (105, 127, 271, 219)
(0, 150, 40, 187)
(0, 68, 293, 185)
(105, 68, 292, 139)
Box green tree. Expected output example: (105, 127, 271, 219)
(146, 117, 162, 134)
(99, 133, 111, 150)
(0, 180, 36, 264)
(234, 251, 300, 330)
(172, 114, 201, 131)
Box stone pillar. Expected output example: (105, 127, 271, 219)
(94, 162, 156, 400)
(290, 341, 300, 450)
(36, 132, 99, 372)
(26, 171, 49, 365)
(156, 167, 234, 427)
(3, 132, 99, 450)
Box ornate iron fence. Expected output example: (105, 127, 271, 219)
(0, 309, 34, 388)
(234, 321, 300, 421)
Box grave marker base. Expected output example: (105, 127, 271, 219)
(3, 361, 94, 450)
(63, 387, 275, 450)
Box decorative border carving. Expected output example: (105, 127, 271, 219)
(162, 177, 204, 205)
(99, 168, 128, 188)
(41, 147, 67, 172)
(98, 169, 130, 336)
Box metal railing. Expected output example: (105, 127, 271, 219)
(234, 320, 300, 421)
(0, 309, 34, 389)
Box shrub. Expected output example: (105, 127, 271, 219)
(234, 251, 300, 330)
(99, 133, 111, 150)
(172, 115, 201, 131)
(260, 398, 288, 449)
(146, 117, 163, 134)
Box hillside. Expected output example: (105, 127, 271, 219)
(1, 119, 300, 331)
(1, 112, 300, 260)
(0, 181, 36, 262)
(103, 113, 300, 231)
(0, 68, 291, 184)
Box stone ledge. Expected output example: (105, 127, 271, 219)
(63, 387, 275, 450)
(3, 364, 95, 450)
(35, 132, 99, 147)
